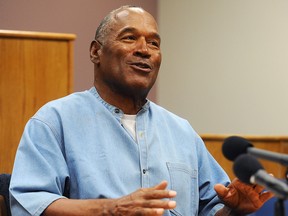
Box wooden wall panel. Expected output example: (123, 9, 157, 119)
(0, 30, 75, 173)
(202, 134, 288, 180)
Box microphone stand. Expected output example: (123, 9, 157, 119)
(274, 199, 285, 216)
(274, 168, 288, 216)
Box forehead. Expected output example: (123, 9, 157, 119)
(111, 8, 159, 36)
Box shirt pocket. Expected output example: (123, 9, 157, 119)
(166, 162, 198, 216)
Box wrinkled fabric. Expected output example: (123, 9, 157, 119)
(10, 87, 230, 216)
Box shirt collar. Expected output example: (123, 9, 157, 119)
(88, 86, 150, 114)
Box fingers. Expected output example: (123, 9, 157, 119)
(152, 180, 170, 192)
(154, 208, 165, 215)
(259, 191, 274, 203)
(140, 199, 176, 209)
(144, 181, 177, 199)
(132, 207, 166, 216)
(245, 187, 274, 209)
(138, 183, 177, 210)
(142, 188, 177, 200)
(252, 184, 264, 194)
(214, 184, 228, 199)
(120, 180, 177, 213)
(214, 183, 237, 200)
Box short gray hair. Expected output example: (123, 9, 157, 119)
(94, 5, 143, 44)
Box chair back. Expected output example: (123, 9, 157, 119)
(0, 174, 11, 216)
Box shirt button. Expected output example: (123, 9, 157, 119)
(143, 169, 147, 174)
(139, 131, 144, 138)
(114, 108, 120, 113)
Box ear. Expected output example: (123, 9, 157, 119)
(90, 40, 102, 64)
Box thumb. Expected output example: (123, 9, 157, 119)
(214, 184, 229, 199)
(153, 180, 168, 190)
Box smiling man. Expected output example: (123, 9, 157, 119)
(90, 7, 161, 114)
(10, 5, 273, 216)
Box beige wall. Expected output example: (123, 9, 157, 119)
(4, 1, 288, 135)
(0, 0, 158, 101)
(158, 0, 288, 135)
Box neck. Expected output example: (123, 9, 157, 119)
(94, 84, 147, 114)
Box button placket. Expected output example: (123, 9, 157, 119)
(114, 108, 120, 114)
(137, 113, 149, 187)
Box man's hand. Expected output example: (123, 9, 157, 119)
(111, 180, 177, 215)
(214, 178, 274, 215)
(44, 180, 176, 216)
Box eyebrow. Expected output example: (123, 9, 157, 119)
(118, 27, 161, 41)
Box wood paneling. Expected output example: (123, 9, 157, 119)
(202, 134, 288, 180)
(0, 30, 75, 173)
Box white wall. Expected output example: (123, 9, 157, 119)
(158, 0, 288, 135)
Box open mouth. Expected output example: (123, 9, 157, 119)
(131, 62, 151, 70)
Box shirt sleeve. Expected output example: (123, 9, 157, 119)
(195, 134, 231, 216)
(10, 117, 69, 216)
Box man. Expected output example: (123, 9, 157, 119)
(10, 5, 273, 216)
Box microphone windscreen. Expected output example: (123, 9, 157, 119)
(233, 154, 263, 184)
(222, 136, 253, 161)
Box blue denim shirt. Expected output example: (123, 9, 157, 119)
(10, 87, 230, 216)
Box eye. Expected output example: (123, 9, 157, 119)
(148, 40, 160, 49)
(122, 35, 136, 41)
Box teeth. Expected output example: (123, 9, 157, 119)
(136, 63, 149, 68)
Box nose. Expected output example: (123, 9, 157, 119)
(134, 37, 151, 58)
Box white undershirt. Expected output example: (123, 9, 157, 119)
(121, 114, 137, 141)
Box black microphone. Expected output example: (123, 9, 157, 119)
(222, 136, 288, 166)
(233, 154, 288, 199)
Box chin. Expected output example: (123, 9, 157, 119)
(125, 85, 151, 98)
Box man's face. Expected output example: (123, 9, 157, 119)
(94, 8, 162, 97)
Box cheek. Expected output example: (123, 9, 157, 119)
(102, 53, 124, 71)
(154, 52, 162, 66)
